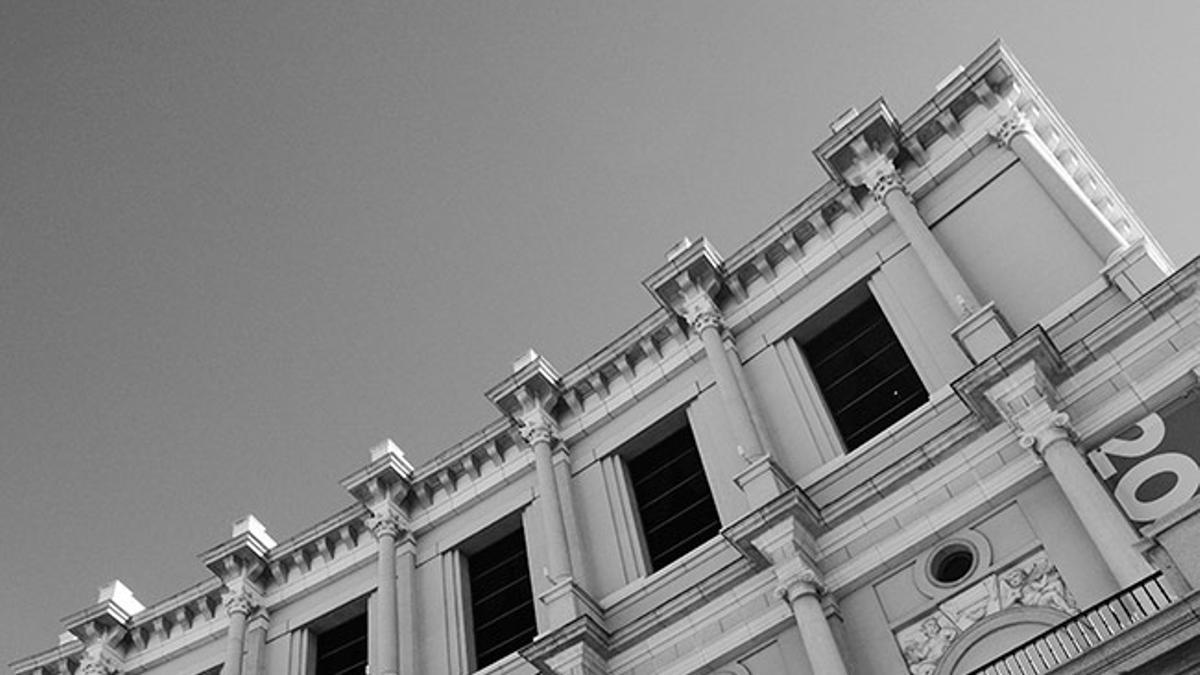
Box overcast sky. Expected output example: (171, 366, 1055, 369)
(4, 1, 1200, 669)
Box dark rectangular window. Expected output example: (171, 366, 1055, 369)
(467, 526, 537, 669)
(314, 612, 368, 675)
(627, 425, 721, 571)
(800, 293, 927, 450)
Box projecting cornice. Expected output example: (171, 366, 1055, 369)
(340, 439, 415, 508)
(199, 514, 276, 587)
(392, 41, 1176, 504)
(22, 43, 1181, 672)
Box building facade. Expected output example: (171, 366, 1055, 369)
(14, 41, 1200, 675)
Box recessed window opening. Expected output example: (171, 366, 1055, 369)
(626, 421, 721, 572)
(312, 600, 368, 675)
(798, 287, 927, 450)
(466, 523, 537, 669)
(930, 542, 976, 586)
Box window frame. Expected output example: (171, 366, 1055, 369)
(787, 282, 930, 455)
(617, 411, 723, 575)
(458, 513, 539, 671)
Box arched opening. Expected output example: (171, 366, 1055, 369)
(934, 606, 1070, 675)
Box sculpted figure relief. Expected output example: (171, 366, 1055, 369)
(895, 550, 1076, 675)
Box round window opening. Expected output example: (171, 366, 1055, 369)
(930, 543, 976, 586)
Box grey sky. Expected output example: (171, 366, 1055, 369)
(3, 1, 1199, 668)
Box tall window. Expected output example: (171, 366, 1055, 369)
(467, 525, 537, 669)
(313, 612, 368, 675)
(799, 291, 927, 450)
(627, 424, 721, 572)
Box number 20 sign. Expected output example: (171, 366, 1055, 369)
(1087, 395, 1200, 524)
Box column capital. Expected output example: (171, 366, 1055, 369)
(1018, 411, 1077, 457)
(869, 165, 909, 205)
(222, 591, 258, 617)
(77, 653, 120, 675)
(246, 607, 271, 633)
(520, 418, 557, 447)
(366, 510, 405, 541)
(774, 559, 826, 602)
(992, 108, 1034, 149)
(680, 291, 725, 335)
(641, 236, 728, 328)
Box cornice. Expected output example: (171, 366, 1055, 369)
(22, 41, 1176, 672)
(9, 640, 85, 675)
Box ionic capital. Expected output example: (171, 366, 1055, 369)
(1018, 411, 1077, 457)
(366, 511, 405, 541)
(773, 559, 825, 602)
(222, 591, 257, 618)
(992, 109, 1034, 149)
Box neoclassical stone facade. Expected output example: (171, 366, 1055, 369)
(14, 41, 1200, 675)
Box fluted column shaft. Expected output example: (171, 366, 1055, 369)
(692, 309, 764, 459)
(994, 110, 1124, 257)
(369, 514, 402, 675)
(222, 594, 253, 675)
(779, 579, 849, 675)
(1024, 415, 1152, 587)
(528, 424, 573, 580)
(873, 173, 979, 319)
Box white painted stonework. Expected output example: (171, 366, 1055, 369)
(15, 41, 1200, 675)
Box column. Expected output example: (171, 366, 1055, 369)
(1021, 413, 1153, 587)
(223, 593, 254, 675)
(869, 165, 979, 319)
(525, 419, 573, 581)
(686, 298, 765, 460)
(993, 109, 1125, 257)
(244, 610, 270, 675)
(776, 570, 850, 675)
(368, 512, 402, 675)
